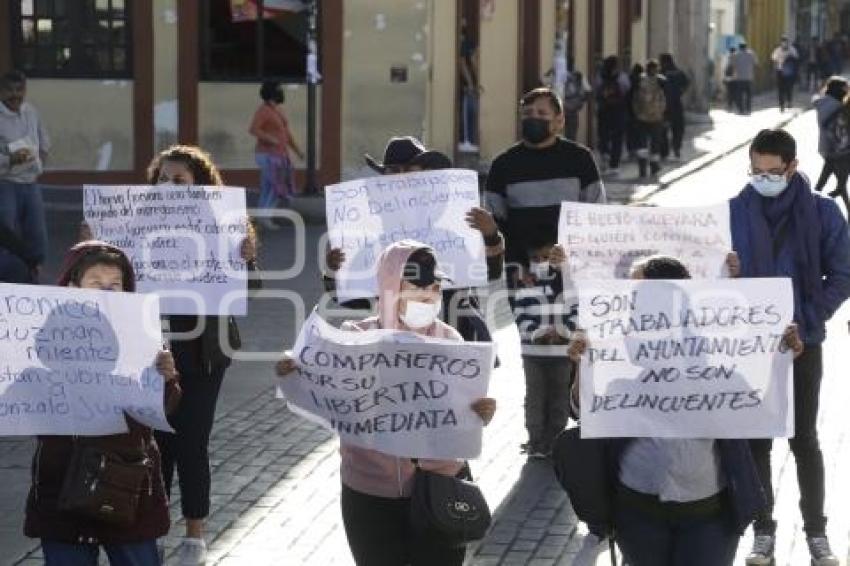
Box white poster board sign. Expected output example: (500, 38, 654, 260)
(84, 185, 248, 315)
(576, 278, 794, 439)
(0, 283, 171, 436)
(559, 202, 732, 279)
(278, 312, 494, 459)
(325, 169, 487, 300)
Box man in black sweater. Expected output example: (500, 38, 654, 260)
(485, 87, 606, 279)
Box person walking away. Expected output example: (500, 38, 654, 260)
(485, 87, 606, 278)
(734, 43, 759, 114)
(625, 63, 645, 160)
(512, 235, 573, 459)
(659, 54, 690, 162)
(561, 57, 592, 142)
(772, 36, 800, 112)
(813, 76, 850, 215)
(278, 242, 497, 566)
(249, 80, 303, 230)
(632, 59, 668, 178)
(0, 70, 49, 283)
(723, 48, 739, 112)
(24, 241, 181, 566)
(593, 56, 630, 175)
(730, 129, 850, 566)
(806, 38, 821, 92)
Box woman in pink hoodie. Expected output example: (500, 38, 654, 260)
(278, 240, 496, 565)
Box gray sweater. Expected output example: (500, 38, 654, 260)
(814, 94, 844, 156)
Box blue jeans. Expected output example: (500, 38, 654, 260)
(0, 181, 48, 265)
(461, 90, 478, 145)
(41, 539, 160, 566)
(615, 499, 740, 566)
(255, 152, 294, 209)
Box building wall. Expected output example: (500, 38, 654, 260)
(604, 0, 620, 56)
(339, 0, 432, 180)
(27, 80, 134, 171)
(478, 0, 520, 162)
(631, 0, 649, 64)
(745, 0, 789, 89)
(153, 0, 179, 153)
(424, 0, 456, 157)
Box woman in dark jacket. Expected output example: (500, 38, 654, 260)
(24, 241, 181, 565)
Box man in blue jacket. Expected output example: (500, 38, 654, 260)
(731, 129, 850, 566)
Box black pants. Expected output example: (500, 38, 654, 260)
(736, 81, 753, 114)
(154, 354, 227, 519)
(660, 108, 685, 159)
(597, 109, 626, 168)
(637, 121, 665, 176)
(341, 484, 466, 566)
(777, 71, 795, 110)
(814, 157, 850, 215)
(750, 346, 826, 536)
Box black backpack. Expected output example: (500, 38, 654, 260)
(825, 106, 850, 158)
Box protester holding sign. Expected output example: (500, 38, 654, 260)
(485, 87, 606, 279)
(143, 145, 260, 565)
(566, 255, 804, 566)
(731, 129, 850, 566)
(24, 241, 181, 566)
(324, 138, 505, 344)
(278, 240, 496, 566)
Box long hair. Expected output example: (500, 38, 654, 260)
(146, 145, 224, 186)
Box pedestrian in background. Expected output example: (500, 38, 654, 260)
(147, 146, 261, 566)
(593, 56, 630, 176)
(560, 56, 592, 142)
(813, 76, 850, 215)
(0, 70, 49, 283)
(734, 43, 759, 114)
(249, 80, 304, 230)
(631, 59, 668, 179)
(659, 53, 690, 162)
(723, 47, 740, 112)
(731, 129, 850, 566)
(772, 36, 799, 112)
(278, 241, 497, 566)
(625, 63, 645, 160)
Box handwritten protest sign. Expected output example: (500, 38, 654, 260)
(559, 202, 732, 279)
(575, 278, 794, 438)
(0, 283, 171, 436)
(325, 169, 487, 300)
(278, 311, 494, 459)
(84, 185, 248, 315)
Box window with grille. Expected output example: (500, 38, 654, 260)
(9, 0, 132, 79)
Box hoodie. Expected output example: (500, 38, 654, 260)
(814, 94, 845, 156)
(339, 240, 466, 499)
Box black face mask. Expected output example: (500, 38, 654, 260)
(521, 117, 551, 144)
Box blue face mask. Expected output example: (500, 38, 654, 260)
(751, 174, 788, 198)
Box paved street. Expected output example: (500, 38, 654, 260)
(3, 88, 850, 566)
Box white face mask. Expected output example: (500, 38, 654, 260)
(400, 299, 442, 329)
(751, 174, 789, 198)
(529, 261, 551, 279)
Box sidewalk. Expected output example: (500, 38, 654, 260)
(602, 87, 811, 204)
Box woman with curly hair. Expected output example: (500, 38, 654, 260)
(145, 145, 259, 565)
(80, 145, 259, 565)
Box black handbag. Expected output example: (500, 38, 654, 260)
(58, 441, 153, 527)
(410, 462, 492, 547)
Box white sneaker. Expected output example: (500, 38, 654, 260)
(457, 141, 479, 153)
(807, 536, 839, 566)
(176, 538, 208, 566)
(572, 533, 608, 566)
(746, 534, 775, 565)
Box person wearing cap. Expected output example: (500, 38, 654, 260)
(278, 240, 496, 566)
(324, 137, 506, 344)
(485, 87, 606, 280)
